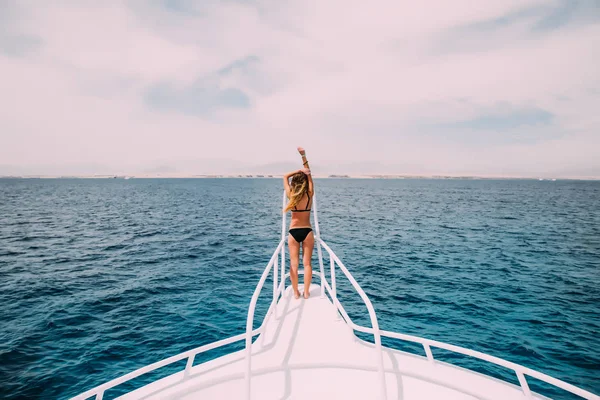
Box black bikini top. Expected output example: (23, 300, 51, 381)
(292, 193, 311, 212)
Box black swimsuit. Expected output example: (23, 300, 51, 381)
(289, 194, 312, 242)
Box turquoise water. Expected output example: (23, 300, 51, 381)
(0, 178, 598, 399)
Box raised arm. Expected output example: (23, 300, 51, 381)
(297, 147, 314, 194)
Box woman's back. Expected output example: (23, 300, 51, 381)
(292, 192, 311, 211)
(290, 192, 311, 228)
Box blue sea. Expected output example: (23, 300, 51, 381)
(0, 178, 598, 400)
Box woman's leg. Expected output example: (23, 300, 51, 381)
(302, 231, 315, 298)
(288, 234, 301, 299)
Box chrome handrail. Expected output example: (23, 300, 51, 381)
(70, 240, 287, 400)
(317, 238, 599, 400)
(71, 330, 261, 400)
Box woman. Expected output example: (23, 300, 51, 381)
(283, 147, 314, 299)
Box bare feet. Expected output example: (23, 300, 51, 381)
(294, 290, 301, 299)
(303, 291, 310, 299)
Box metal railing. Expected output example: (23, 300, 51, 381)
(318, 236, 599, 400)
(70, 239, 285, 400)
(72, 190, 599, 400)
(243, 191, 388, 400)
(316, 242, 598, 399)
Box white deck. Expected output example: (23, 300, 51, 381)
(120, 284, 547, 400)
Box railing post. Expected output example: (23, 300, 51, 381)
(331, 257, 340, 320)
(273, 253, 278, 318)
(312, 194, 326, 298)
(280, 243, 285, 294)
(245, 323, 253, 400)
(281, 190, 287, 293)
(374, 323, 387, 400)
(184, 354, 195, 379)
(96, 392, 104, 400)
(516, 371, 532, 398)
(423, 344, 434, 363)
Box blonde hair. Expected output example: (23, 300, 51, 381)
(284, 172, 309, 212)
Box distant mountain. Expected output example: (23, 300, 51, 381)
(547, 167, 600, 179)
(238, 162, 299, 174)
(141, 165, 179, 174)
(0, 163, 121, 176)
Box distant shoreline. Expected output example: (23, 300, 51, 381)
(1, 174, 598, 181)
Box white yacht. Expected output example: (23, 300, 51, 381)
(72, 193, 598, 400)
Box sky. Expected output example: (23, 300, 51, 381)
(1, 0, 599, 177)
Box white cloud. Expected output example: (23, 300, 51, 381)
(0, 0, 598, 177)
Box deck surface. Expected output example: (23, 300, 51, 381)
(120, 284, 546, 400)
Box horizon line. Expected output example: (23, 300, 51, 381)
(1, 174, 599, 181)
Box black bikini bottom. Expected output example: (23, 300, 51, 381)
(289, 228, 313, 243)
